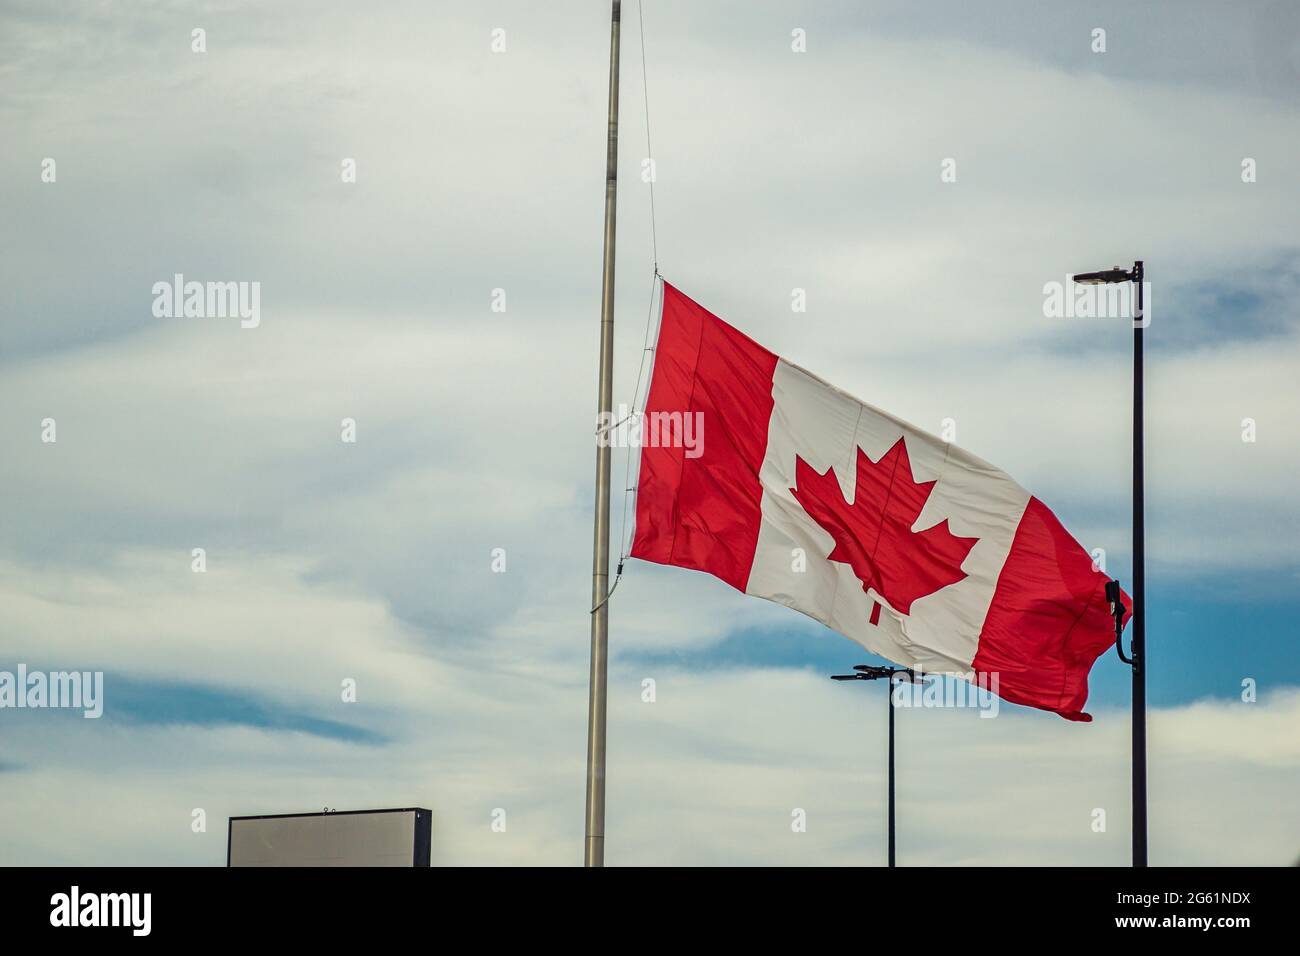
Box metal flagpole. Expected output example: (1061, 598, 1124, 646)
(584, 0, 621, 869)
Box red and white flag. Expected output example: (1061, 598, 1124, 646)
(630, 282, 1129, 721)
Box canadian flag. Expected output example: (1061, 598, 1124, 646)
(631, 282, 1130, 721)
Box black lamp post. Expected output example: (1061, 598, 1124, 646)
(1072, 260, 1146, 868)
(831, 664, 921, 867)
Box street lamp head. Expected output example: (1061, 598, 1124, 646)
(843, 664, 923, 683)
(830, 673, 864, 681)
(852, 664, 893, 678)
(1072, 266, 1134, 285)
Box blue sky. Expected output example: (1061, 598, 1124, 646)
(0, 0, 1297, 865)
(620, 570, 1300, 713)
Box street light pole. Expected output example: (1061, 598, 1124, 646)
(832, 664, 917, 867)
(887, 672, 896, 868)
(1072, 260, 1146, 867)
(1131, 261, 1147, 869)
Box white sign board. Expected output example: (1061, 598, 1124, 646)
(228, 808, 431, 867)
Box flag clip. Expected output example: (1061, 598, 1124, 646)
(1105, 579, 1134, 666)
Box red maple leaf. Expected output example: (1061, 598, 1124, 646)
(790, 437, 977, 621)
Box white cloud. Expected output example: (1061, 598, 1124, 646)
(1, 666, 1296, 866)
